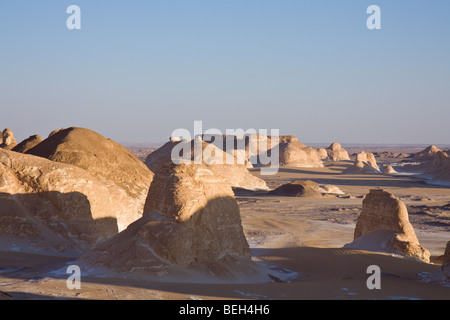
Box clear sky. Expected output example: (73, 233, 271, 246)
(1, 1, 449, 144)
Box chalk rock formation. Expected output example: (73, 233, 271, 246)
(269, 180, 344, 197)
(383, 164, 397, 175)
(413, 145, 442, 161)
(346, 189, 430, 262)
(0, 149, 140, 253)
(0, 129, 17, 150)
(275, 136, 323, 168)
(80, 163, 266, 281)
(344, 151, 380, 174)
(26, 127, 153, 223)
(326, 143, 350, 161)
(145, 137, 268, 190)
(12, 135, 43, 153)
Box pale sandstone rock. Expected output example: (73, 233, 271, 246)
(26, 127, 154, 223)
(80, 163, 266, 281)
(0, 149, 140, 253)
(326, 142, 350, 161)
(346, 189, 430, 262)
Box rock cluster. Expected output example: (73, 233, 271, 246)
(344, 151, 380, 174)
(145, 137, 268, 191)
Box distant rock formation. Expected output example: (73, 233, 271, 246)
(275, 136, 323, 168)
(269, 180, 344, 197)
(0, 129, 17, 150)
(413, 145, 442, 161)
(12, 135, 43, 153)
(26, 127, 154, 222)
(0, 149, 141, 254)
(145, 137, 268, 191)
(345, 189, 430, 262)
(344, 151, 380, 174)
(382, 164, 397, 175)
(80, 163, 268, 281)
(424, 151, 450, 183)
(316, 148, 328, 160)
(326, 143, 350, 161)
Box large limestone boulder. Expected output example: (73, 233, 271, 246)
(274, 136, 323, 168)
(0, 129, 17, 150)
(12, 134, 43, 153)
(326, 143, 350, 161)
(26, 127, 153, 218)
(345, 189, 430, 262)
(413, 145, 442, 161)
(80, 163, 268, 281)
(0, 149, 141, 254)
(145, 137, 268, 191)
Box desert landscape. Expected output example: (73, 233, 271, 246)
(2, 2, 449, 307)
(1, 127, 449, 301)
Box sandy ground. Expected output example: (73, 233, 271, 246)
(1, 158, 450, 300)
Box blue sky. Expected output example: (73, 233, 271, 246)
(1, 1, 449, 144)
